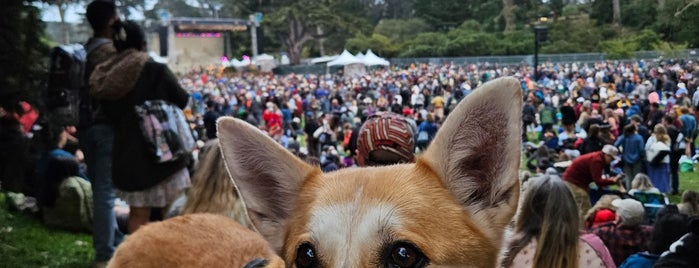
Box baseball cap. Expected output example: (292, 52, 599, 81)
(612, 198, 645, 225)
(356, 112, 415, 166)
(602, 144, 620, 161)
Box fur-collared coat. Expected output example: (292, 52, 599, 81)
(90, 49, 190, 191)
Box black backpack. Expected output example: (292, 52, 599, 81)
(46, 40, 109, 127)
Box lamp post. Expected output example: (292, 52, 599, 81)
(533, 17, 548, 81)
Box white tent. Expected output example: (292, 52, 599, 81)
(327, 50, 363, 66)
(311, 55, 339, 65)
(355, 52, 365, 60)
(253, 54, 279, 72)
(362, 49, 390, 66)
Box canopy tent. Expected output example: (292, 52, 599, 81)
(362, 49, 390, 66)
(253, 54, 279, 72)
(327, 50, 363, 66)
(355, 52, 365, 60)
(311, 55, 339, 65)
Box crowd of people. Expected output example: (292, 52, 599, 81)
(0, 0, 699, 267)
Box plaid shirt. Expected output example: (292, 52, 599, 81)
(591, 222, 653, 265)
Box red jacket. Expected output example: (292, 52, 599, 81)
(562, 151, 616, 190)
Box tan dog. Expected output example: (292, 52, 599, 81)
(218, 77, 522, 268)
(107, 214, 284, 268)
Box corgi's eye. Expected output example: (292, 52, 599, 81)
(387, 242, 427, 268)
(295, 242, 319, 268)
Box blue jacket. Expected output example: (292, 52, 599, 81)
(619, 252, 658, 268)
(614, 134, 645, 164)
(679, 114, 696, 139)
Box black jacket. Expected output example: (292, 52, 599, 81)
(100, 60, 190, 191)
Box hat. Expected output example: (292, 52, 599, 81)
(611, 198, 644, 225)
(593, 209, 616, 226)
(602, 144, 620, 161)
(643, 80, 651, 85)
(678, 82, 687, 89)
(676, 87, 688, 96)
(576, 97, 585, 103)
(356, 112, 415, 166)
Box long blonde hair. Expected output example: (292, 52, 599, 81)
(631, 173, 656, 192)
(584, 194, 620, 223)
(653, 124, 670, 143)
(181, 139, 249, 227)
(502, 175, 579, 268)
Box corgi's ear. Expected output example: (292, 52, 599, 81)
(419, 77, 522, 244)
(217, 117, 318, 252)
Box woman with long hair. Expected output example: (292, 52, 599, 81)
(90, 21, 191, 233)
(645, 124, 671, 193)
(678, 190, 699, 217)
(502, 175, 615, 268)
(628, 173, 660, 195)
(180, 139, 249, 227)
(584, 194, 620, 230)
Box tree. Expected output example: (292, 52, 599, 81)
(264, 0, 367, 64)
(412, 0, 470, 30)
(43, 0, 81, 43)
(374, 18, 431, 44)
(1, 0, 49, 113)
(501, 0, 516, 32)
(612, 0, 621, 25)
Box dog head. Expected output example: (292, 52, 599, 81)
(218, 77, 522, 268)
(107, 214, 284, 268)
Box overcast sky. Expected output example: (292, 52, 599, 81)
(38, 1, 161, 23)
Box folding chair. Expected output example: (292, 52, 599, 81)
(632, 192, 669, 225)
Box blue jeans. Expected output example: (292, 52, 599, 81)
(82, 124, 123, 262)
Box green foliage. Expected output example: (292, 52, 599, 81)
(0, 0, 49, 114)
(599, 39, 638, 59)
(411, 0, 469, 30)
(401, 32, 449, 57)
(374, 19, 432, 44)
(621, 0, 657, 29)
(346, 33, 400, 57)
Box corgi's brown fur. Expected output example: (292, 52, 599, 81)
(218, 77, 522, 267)
(107, 214, 284, 268)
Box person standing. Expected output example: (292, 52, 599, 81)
(644, 124, 672, 193)
(90, 21, 191, 233)
(614, 124, 645, 190)
(663, 115, 682, 195)
(562, 145, 624, 227)
(202, 100, 220, 140)
(81, 1, 123, 266)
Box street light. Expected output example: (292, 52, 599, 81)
(533, 17, 548, 81)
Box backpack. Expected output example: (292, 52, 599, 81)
(134, 100, 195, 163)
(46, 40, 110, 127)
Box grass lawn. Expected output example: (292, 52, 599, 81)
(0, 194, 94, 268)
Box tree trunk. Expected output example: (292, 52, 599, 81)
(612, 0, 621, 25)
(657, 0, 665, 11)
(57, 0, 69, 43)
(317, 25, 325, 56)
(502, 0, 516, 33)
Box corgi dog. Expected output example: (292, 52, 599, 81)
(217, 77, 522, 268)
(107, 214, 284, 268)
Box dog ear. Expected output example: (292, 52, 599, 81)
(419, 77, 522, 244)
(217, 117, 318, 252)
